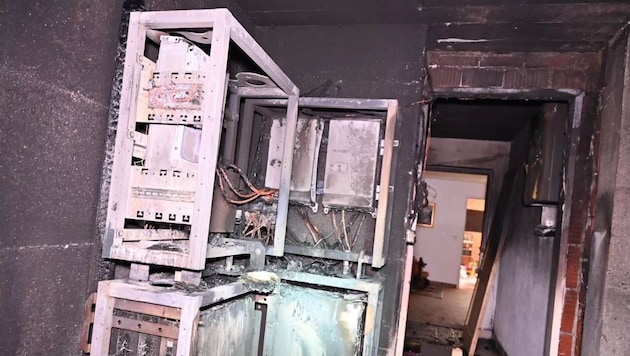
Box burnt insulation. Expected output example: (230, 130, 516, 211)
(94, 0, 146, 283)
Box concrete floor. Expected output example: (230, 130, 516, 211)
(405, 282, 473, 350)
(407, 282, 475, 328)
(403, 342, 500, 356)
(405, 321, 463, 349)
(404, 277, 499, 355)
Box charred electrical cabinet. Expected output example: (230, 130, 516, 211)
(102, 10, 299, 270)
(85, 9, 407, 356)
(243, 98, 399, 269)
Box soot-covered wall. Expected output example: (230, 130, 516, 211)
(493, 129, 551, 356)
(0, 2, 123, 355)
(584, 28, 630, 355)
(254, 24, 427, 352)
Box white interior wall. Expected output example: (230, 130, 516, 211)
(414, 171, 487, 286)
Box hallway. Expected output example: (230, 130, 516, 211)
(405, 277, 475, 348)
(408, 280, 475, 328)
(405, 276, 500, 355)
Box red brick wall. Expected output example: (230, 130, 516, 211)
(560, 94, 598, 356)
(427, 50, 602, 355)
(427, 51, 601, 92)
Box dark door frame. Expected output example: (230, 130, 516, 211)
(429, 87, 584, 356)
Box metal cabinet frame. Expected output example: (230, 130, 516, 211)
(90, 279, 251, 356)
(104, 9, 299, 270)
(238, 97, 399, 268)
(271, 271, 384, 355)
(91, 273, 383, 356)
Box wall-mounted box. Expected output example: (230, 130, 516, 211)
(323, 118, 381, 209)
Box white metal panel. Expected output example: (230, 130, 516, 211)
(145, 125, 200, 170)
(290, 117, 323, 205)
(323, 119, 381, 209)
(267, 116, 322, 205)
(155, 35, 211, 72)
(265, 117, 284, 190)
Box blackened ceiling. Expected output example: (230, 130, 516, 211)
(235, 0, 630, 52)
(430, 99, 542, 141)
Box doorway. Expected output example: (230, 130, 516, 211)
(406, 170, 490, 350)
(415, 171, 488, 289)
(403, 95, 573, 356)
(462, 198, 486, 285)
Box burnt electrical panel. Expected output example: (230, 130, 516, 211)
(85, 9, 409, 356)
(281, 99, 398, 269)
(102, 11, 299, 271)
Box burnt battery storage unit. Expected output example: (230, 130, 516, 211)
(86, 8, 405, 356)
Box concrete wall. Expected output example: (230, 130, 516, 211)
(0, 2, 123, 355)
(255, 25, 426, 101)
(582, 28, 630, 355)
(597, 29, 630, 355)
(145, 0, 256, 33)
(0, 1, 256, 354)
(254, 24, 427, 352)
(492, 129, 554, 356)
(415, 172, 487, 286)
(493, 200, 549, 356)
